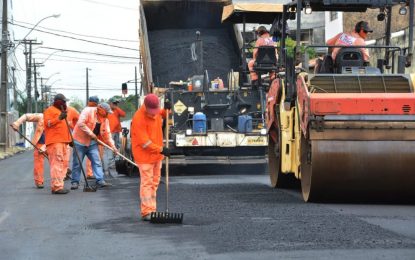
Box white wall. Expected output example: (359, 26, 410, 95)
(325, 11, 343, 41)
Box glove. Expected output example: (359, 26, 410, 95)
(160, 147, 171, 157)
(164, 99, 172, 110)
(59, 111, 67, 120)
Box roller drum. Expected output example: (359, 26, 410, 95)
(301, 135, 415, 203)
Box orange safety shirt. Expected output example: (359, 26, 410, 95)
(12, 113, 44, 144)
(108, 106, 126, 133)
(72, 106, 115, 148)
(326, 31, 369, 62)
(131, 106, 166, 164)
(43, 106, 71, 145)
(67, 106, 80, 130)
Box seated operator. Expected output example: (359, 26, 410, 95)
(248, 26, 276, 85)
(326, 20, 373, 64)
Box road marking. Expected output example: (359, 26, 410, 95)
(0, 210, 10, 224)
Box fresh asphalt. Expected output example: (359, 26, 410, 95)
(1, 151, 415, 259)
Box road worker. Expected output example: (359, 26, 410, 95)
(85, 96, 101, 179)
(43, 93, 71, 194)
(248, 26, 276, 85)
(11, 113, 46, 189)
(108, 98, 126, 149)
(70, 102, 117, 190)
(326, 20, 373, 62)
(63, 105, 80, 181)
(130, 93, 171, 221)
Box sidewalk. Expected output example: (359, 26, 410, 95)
(0, 146, 27, 160)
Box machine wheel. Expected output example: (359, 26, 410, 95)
(300, 134, 313, 202)
(268, 121, 298, 189)
(268, 133, 281, 188)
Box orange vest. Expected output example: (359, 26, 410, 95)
(131, 106, 166, 164)
(108, 106, 126, 133)
(67, 106, 80, 130)
(72, 107, 115, 148)
(43, 106, 71, 145)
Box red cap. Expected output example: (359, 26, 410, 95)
(144, 94, 160, 115)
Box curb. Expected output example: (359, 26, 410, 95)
(0, 147, 28, 160)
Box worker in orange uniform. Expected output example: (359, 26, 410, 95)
(11, 113, 47, 189)
(108, 98, 126, 149)
(85, 96, 101, 179)
(326, 20, 373, 62)
(131, 94, 171, 221)
(70, 103, 117, 190)
(43, 93, 71, 194)
(248, 26, 276, 85)
(63, 105, 80, 181)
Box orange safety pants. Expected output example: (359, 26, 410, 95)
(137, 161, 162, 217)
(86, 144, 104, 177)
(33, 143, 46, 185)
(64, 145, 71, 172)
(47, 143, 67, 192)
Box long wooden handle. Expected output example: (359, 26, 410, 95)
(165, 109, 170, 212)
(10, 125, 49, 160)
(96, 139, 139, 168)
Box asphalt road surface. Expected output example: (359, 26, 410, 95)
(1, 151, 415, 259)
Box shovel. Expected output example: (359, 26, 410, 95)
(62, 112, 96, 192)
(150, 109, 183, 224)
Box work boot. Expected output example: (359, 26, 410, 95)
(51, 189, 70, 195)
(71, 182, 79, 190)
(141, 214, 151, 221)
(36, 183, 44, 189)
(64, 169, 72, 181)
(96, 180, 113, 188)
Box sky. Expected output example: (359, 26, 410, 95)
(11, 0, 140, 105)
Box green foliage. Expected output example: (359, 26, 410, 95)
(108, 94, 138, 120)
(69, 96, 84, 112)
(282, 37, 316, 59)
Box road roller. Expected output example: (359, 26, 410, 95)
(266, 0, 415, 202)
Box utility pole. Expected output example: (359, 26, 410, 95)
(32, 60, 44, 113)
(86, 67, 89, 105)
(135, 66, 138, 110)
(12, 67, 17, 110)
(0, 0, 9, 151)
(22, 40, 41, 112)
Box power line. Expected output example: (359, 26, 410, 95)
(12, 22, 139, 51)
(78, 0, 138, 11)
(39, 46, 140, 60)
(12, 19, 138, 43)
(34, 51, 139, 63)
(46, 58, 138, 64)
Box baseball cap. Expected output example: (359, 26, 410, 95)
(98, 102, 113, 114)
(357, 21, 373, 33)
(109, 97, 120, 104)
(88, 96, 99, 103)
(54, 93, 68, 102)
(144, 94, 160, 115)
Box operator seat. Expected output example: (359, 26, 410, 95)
(253, 46, 278, 87)
(334, 48, 364, 73)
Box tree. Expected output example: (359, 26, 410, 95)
(69, 96, 83, 112)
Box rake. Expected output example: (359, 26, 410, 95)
(150, 109, 183, 224)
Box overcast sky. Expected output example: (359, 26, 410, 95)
(12, 0, 140, 105)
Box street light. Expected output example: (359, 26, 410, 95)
(39, 50, 63, 64)
(11, 14, 61, 54)
(44, 72, 60, 85)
